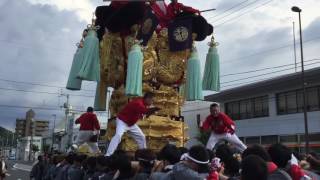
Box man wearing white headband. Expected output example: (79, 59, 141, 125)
(200, 103, 247, 152)
(153, 145, 209, 180)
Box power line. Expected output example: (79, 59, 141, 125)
(205, 74, 320, 109)
(213, 75, 320, 102)
(0, 78, 96, 92)
(206, 92, 308, 106)
(207, 0, 251, 20)
(221, 63, 320, 89)
(214, 0, 274, 28)
(0, 87, 94, 98)
(0, 104, 60, 111)
(222, 62, 295, 77)
(221, 58, 320, 77)
(221, 77, 275, 89)
(0, 104, 86, 112)
(221, 36, 320, 64)
(221, 60, 320, 85)
(0, 60, 319, 96)
(208, 0, 261, 22)
(0, 39, 74, 55)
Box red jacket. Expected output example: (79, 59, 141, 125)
(201, 113, 235, 134)
(75, 112, 100, 131)
(267, 162, 278, 174)
(117, 98, 148, 126)
(167, 2, 200, 19)
(110, 1, 129, 10)
(207, 171, 219, 180)
(289, 164, 306, 180)
(151, 2, 171, 31)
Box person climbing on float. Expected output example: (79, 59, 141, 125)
(105, 92, 160, 156)
(200, 103, 247, 152)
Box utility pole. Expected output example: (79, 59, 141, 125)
(11, 133, 14, 147)
(11, 133, 15, 155)
(67, 113, 75, 149)
(29, 120, 34, 161)
(293, 22, 297, 72)
(51, 114, 56, 152)
(60, 92, 70, 132)
(5, 132, 9, 147)
(0, 139, 2, 156)
(60, 90, 71, 152)
(292, 6, 309, 154)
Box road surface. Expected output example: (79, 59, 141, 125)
(5, 160, 33, 180)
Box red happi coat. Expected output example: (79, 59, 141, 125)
(201, 113, 235, 134)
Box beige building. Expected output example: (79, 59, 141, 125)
(15, 109, 50, 138)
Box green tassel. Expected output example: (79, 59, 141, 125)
(186, 48, 204, 101)
(202, 46, 220, 91)
(78, 30, 100, 82)
(125, 44, 143, 96)
(94, 82, 107, 111)
(66, 48, 84, 90)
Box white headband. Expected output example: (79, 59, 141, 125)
(137, 158, 155, 164)
(181, 153, 209, 164)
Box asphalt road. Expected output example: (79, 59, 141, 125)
(5, 160, 33, 180)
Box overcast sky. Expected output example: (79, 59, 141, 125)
(0, 0, 319, 130)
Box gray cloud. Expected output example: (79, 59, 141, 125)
(0, 0, 95, 130)
(0, 0, 320, 130)
(209, 9, 320, 90)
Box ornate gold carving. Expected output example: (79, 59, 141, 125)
(96, 28, 194, 152)
(156, 29, 189, 85)
(104, 115, 188, 151)
(109, 86, 128, 117)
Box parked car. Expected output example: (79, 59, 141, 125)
(8, 154, 15, 160)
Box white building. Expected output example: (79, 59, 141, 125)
(182, 101, 212, 148)
(16, 136, 42, 161)
(204, 67, 320, 153)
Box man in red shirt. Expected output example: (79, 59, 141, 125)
(200, 103, 247, 152)
(74, 107, 100, 153)
(106, 92, 160, 156)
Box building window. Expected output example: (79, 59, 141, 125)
(286, 91, 297, 113)
(225, 95, 268, 120)
(300, 133, 320, 142)
(231, 101, 240, 120)
(297, 90, 304, 113)
(240, 100, 252, 119)
(280, 135, 298, 143)
(245, 136, 260, 144)
(253, 96, 269, 117)
(307, 87, 319, 111)
(277, 86, 320, 115)
(261, 135, 278, 145)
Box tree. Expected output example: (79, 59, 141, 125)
(43, 144, 50, 153)
(196, 130, 211, 146)
(31, 144, 39, 152)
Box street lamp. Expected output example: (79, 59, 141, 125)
(291, 6, 310, 154)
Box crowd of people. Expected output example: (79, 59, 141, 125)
(30, 143, 320, 180)
(28, 97, 320, 180)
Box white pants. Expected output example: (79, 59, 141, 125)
(105, 118, 146, 156)
(206, 132, 247, 152)
(75, 130, 100, 153)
